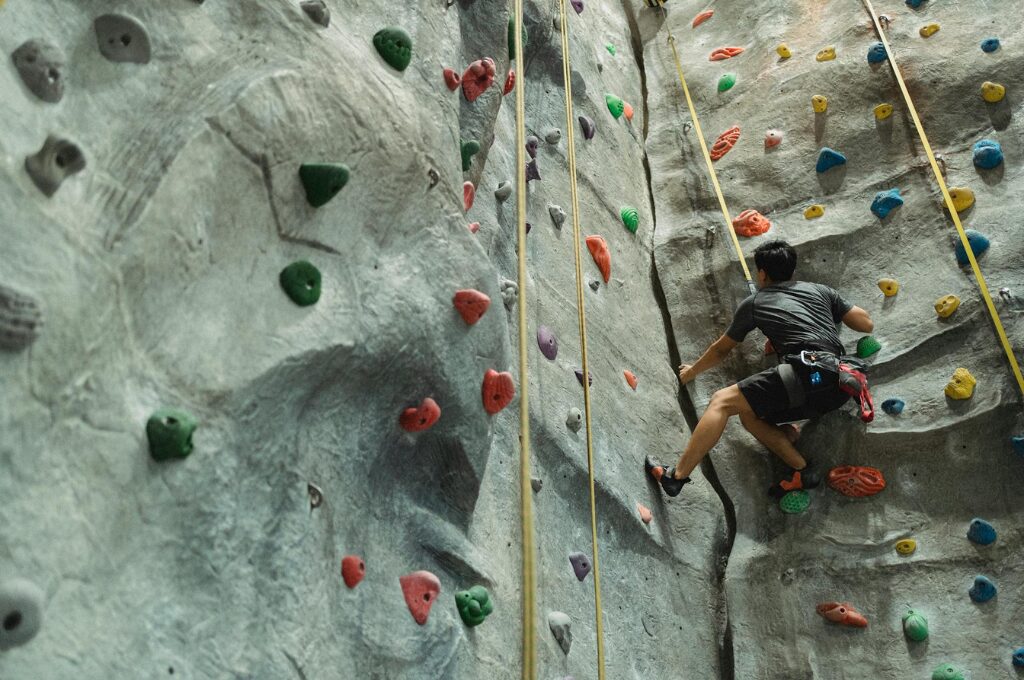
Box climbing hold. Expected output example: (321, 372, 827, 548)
(919, 23, 939, 37)
(815, 147, 846, 173)
(691, 9, 714, 27)
(764, 129, 783, 149)
(718, 73, 736, 92)
(606, 43, 616, 56)
(341, 555, 365, 589)
(589, 280, 600, 291)
(981, 81, 1006, 103)
(507, 17, 527, 60)
(1013, 648, 1024, 668)
(569, 553, 592, 581)
(0, 284, 43, 351)
(468, 222, 480, 234)
(547, 611, 572, 654)
(902, 610, 929, 641)
(877, 278, 899, 297)
(710, 126, 741, 161)
(525, 136, 539, 159)
(482, 369, 515, 415)
(1012, 435, 1024, 456)
(906, 0, 926, 6)
(811, 95, 829, 114)
(495, 181, 512, 202)
(94, 14, 151, 64)
(300, 0, 330, 27)
(709, 46, 744, 61)
(545, 128, 561, 145)
(537, 326, 558, 360)
(623, 370, 638, 390)
(803, 204, 825, 219)
(566, 407, 583, 432)
(525, 159, 541, 182)
(463, 181, 475, 212)
(981, 37, 1000, 53)
(816, 46, 836, 62)
(827, 466, 886, 497)
(586, 235, 611, 282)
(895, 538, 917, 555)
(866, 42, 888, 64)
(780, 490, 810, 514)
(954, 230, 990, 266)
(455, 585, 494, 627)
(461, 139, 481, 172)
(776, 44, 792, 59)
(25, 135, 86, 197)
(500, 279, 518, 309)
(579, 115, 596, 140)
(503, 69, 515, 96)
(931, 664, 965, 680)
(969, 575, 996, 603)
(972, 139, 1003, 169)
(279, 261, 322, 306)
(299, 163, 349, 208)
(870, 189, 903, 219)
(399, 571, 441, 625)
(934, 294, 960, 318)
(146, 409, 198, 462)
(637, 502, 652, 524)
(881, 398, 905, 415)
(621, 206, 639, 234)
(732, 209, 771, 237)
(605, 93, 625, 119)
(873, 103, 893, 121)
(816, 602, 868, 628)
(399, 398, 441, 433)
(570, 0, 584, 14)
(856, 336, 881, 358)
(531, 477, 543, 492)
(967, 518, 997, 545)
(12, 40, 65, 103)
(574, 369, 593, 387)
(546, 204, 566, 228)
(373, 27, 413, 72)
(461, 58, 495, 102)
(0, 579, 44, 651)
(443, 67, 461, 91)
(453, 289, 491, 325)
(623, 102, 635, 121)
(945, 367, 976, 400)
(947, 187, 975, 212)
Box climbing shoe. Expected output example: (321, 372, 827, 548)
(768, 459, 820, 498)
(645, 456, 691, 497)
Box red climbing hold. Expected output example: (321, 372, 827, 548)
(468, 222, 480, 234)
(623, 102, 634, 121)
(732, 209, 771, 237)
(709, 46, 744, 61)
(453, 289, 491, 325)
(692, 9, 714, 27)
(399, 570, 441, 625)
(503, 70, 515, 96)
(624, 370, 638, 390)
(463, 181, 475, 212)
(399, 398, 441, 432)
(817, 602, 868, 628)
(462, 58, 496, 102)
(586, 235, 611, 283)
(710, 125, 740, 161)
(482, 369, 515, 415)
(341, 555, 365, 589)
(764, 339, 775, 355)
(827, 466, 886, 498)
(443, 67, 461, 91)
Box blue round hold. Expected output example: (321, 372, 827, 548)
(981, 37, 1001, 53)
(972, 139, 1003, 170)
(867, 42, 888, 64)
(881, 398, 905, 415)
(1013, 648, 1024, 668)
(967, 518, 997, 545)
(969, 574, 996, 603)
(955, 229, 990, 266)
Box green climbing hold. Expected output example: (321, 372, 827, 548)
(780, 490, 810, 514)
(146, 409, 198, 462)
(279, 261, 322, 307)
(605, 93, 624, 119)
(606, 43, 616, 56)
(508, 17, 527, 60)
(902, 610, 928, 642)
(461, 139, 480, 172)
(455, 585, 494, 627)
(856, 336, 881, 358)
(299, 163, 349, 208)
(718, 73, 736, 92)
(372, 27, 412, 71)
(931, 664, 965, 680)
(620, 206, 639, 233)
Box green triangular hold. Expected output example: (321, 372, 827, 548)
(620, 206, 639, 233)
(856, 335, 881, 358)
(605, 93, 624, 119)
(146, 409, 198, 462)
(373, 27, 413, 71)
(779, 490, 810, 514)
(605, 43, 616, 56)
(299, 163, 349, 208)
(461, 139, 481, 172)
(718, 73, 736, 92)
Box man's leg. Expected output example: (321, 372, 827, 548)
(737, 410, 806, 470)
(670, 385, 749, 479)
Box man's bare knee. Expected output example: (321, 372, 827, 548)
(709, 385, 749, 417)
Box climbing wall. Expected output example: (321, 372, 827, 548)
(641, 0, 1024, 678)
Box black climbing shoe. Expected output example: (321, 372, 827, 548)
(768, 459, 820, 498)
(645, 456, 691, 498)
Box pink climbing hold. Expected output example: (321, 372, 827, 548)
(624, 370, 638, 390)
(341, 555, 365, 589)
(453, 289, 491, 325)
(764, 129, 783, 149)
(462, 58, 496, 102)
(637, 502, 652, 524)
(503, 70, 515, 96)
(710, 125, 740, 161)
(463, 181, 475, 212)
(623, 102, 634, 121)
(586, 235, 611, 283)
(692, 9, 714, 27)
(482, 369, 515, 415)
(468, 222, 480, 234)
(443, 67, 461, 91)
(399, 570, 441, 625)
(733, 209, 771, 237)
(709, 46, 744, 61)
(399, 398, 441, 432)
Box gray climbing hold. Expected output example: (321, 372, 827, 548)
(25, 135, 86, 197)
(94, 14, 152, 64)
(547, 611, 572, 655)
(545, 128, 562, 145)
(526, 136, 539, 159)
(12, 40, 65, 103)
(500, 279, 518, 309)
(300, 0, 330, 26)
(495, 181, 512, 202)
(569, 552, 591, 581)
(589, 280, 600, 291)
(537, 325, 558, 360)
(0, 579, 44, 651)
(566, 407, 583, 432)
(549, 204, 566, 227)
(0, 284, 43, 351)
(531, 477, 543, 492)
(526, 159, 541, 182)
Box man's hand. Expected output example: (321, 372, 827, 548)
(678, 364, 697, 385)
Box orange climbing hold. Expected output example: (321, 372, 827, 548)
(732, 209, 771, 237)
(453, 289, 491, 325)
(399, 398, 441, 432)
(827, 466, 886, 498)
(624, 370, 638, 390)
(637, 502, 652, 524)
(623, 102, 634, 121)
(399, 570, 441, 625)
(503, 69, 515, 96)
(691, 9, 713, 27)
(817, 602, 868, 628)
(463, 181, 475, 212)
(482, 369, 515, 415)
(586, 235, 611, 282)
(443, 67, 460, 91)
(709, 46, 744, 61)
(461, 58, 495, 102)
(710, 125, 740, 161)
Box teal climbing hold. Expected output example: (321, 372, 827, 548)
(955, 230, 990, 266)
(373, 27, 412, 71)
(620, 206, 639, 233)
(973, 139, 1003, 169)
(866, 42, 888, 64)
(815, 147, 846, 173)
(279, 261, 322, 306)
(606, 43, 616, 55)
(856, 336, 881, 358)
(718, 73, 736, 92)
(299, 164, 349, 208)
(967, 518, 996, 545)
(969, 575, 996, 602)
(455, 585, 494, 627)
(147, 409, 198, 462)
(461, 139, 480, 172)
(779, 490, 810, 514)
(981, 37, 1000, 53)
(870, 188, 903, 219)
(605, 93, 624, 119)
(931, 664, 964, 680)
(1012, 436, 1024, 457)
(902, 610, 929, 641)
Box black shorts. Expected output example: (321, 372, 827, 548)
(737, 363, 851, 425)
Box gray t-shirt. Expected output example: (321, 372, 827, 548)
(725, 281, 853, 356)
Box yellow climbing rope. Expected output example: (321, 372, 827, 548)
(511, 1, 536, 678)
(862, 0, 1024, 401)
(556, 0, 607, 676)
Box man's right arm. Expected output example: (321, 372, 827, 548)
(842, 306, 874, 333)
(679, 296, 753, 384)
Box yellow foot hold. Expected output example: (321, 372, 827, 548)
(816, 46, 836, 62)
(934, 294, 960, 318)
(981, 81, 1006, 103)
(919, 23, 940, 38)
(776, 43, 792, 59)
(874, 103, 893, 121)
(877, 278, 899, 297)
(895, 539, 917, 555)
(803, 204, 825, 219)
(945, 367, 976, 400)
(812, 94, 828, 113)
(947, 186, 975, 212)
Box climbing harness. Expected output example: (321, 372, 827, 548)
(782, 351, 875, 423)
(557, 0, 607, 676)
(862, 0, 1024, 403)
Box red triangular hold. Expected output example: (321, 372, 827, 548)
(399, 570, 441, 625)
(586, 235, 611, 282)
(453, 289, 491, 325)
(482, 369, 515, 415)
(341, 555, 365, 589)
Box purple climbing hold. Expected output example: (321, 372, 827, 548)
(526, 159, 541, 182)
(568, 552, 592, 581)
(574, 368, 593, 387)
(526, 136, 539, 159)
(579, 115, 596, 140)
(570, 0, 584, 14)
(537, 326, 558, 360)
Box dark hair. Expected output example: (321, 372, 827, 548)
(753, 240, 797, 282)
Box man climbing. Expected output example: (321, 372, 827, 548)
(646, 239, 875, 497)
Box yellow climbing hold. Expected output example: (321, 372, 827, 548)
(947, 187, 975, 212)
(877, 278, 899, 297)
(804, 204, 825, 219)
(776, 43, 791, 59)
(945, 368, 976, 400)
(895, 539, 917, 555)
(934, 294, 960, 318)
(873, 103, 893, 121)
(981, 81, 1006, 103)
(816, 46, 836, 62)
(919, 23, 940, 38)
(812, 95, 828, 113)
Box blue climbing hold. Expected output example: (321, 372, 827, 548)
(973, 139, 1003, 170)
(1012, 436, 1024, 457)
(905, 0, 925, 7)
(967, 518, 997, 545)
(955, 230, 990, 266)
(981, 38, 1000, 53)
(969, 575, 996, 603)
(1013, 648, 1024, 668)
(815, 147, 846, 173)
(881, 398, 905, 415)
(871, 188, 903, 219)
(867, 42, 888, 64)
